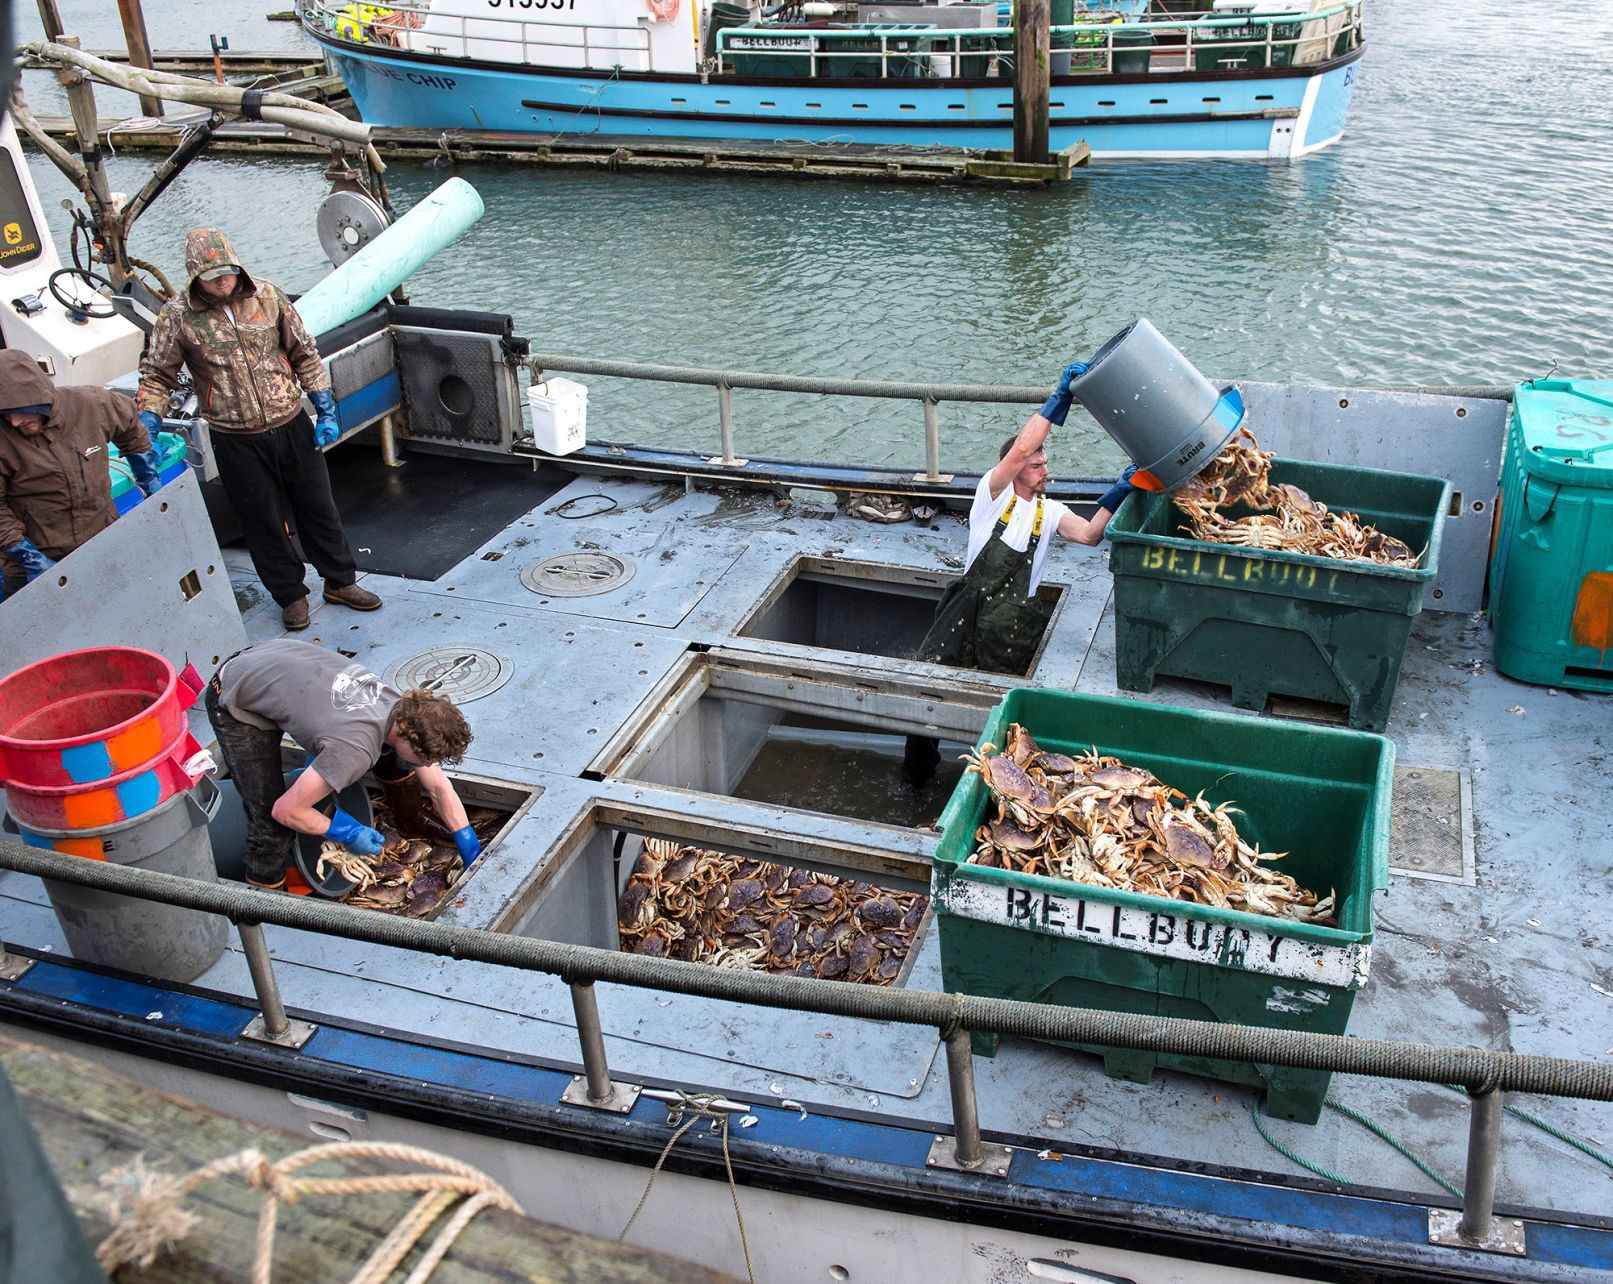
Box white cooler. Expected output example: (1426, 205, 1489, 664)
(527, 377, 588, 455)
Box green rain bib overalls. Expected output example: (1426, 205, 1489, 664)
(904, 496, 1053, 785)
(918, 493, 1053, 675)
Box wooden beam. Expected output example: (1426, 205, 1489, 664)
(1012, 0, 1051, 163)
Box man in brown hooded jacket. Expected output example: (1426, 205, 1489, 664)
(0, 349, 161, 601)
(138, 227, 380, 630)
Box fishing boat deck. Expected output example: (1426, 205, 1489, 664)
(3, 462, 1608, 1222)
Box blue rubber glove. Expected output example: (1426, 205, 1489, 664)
(127, 448, 163, 498)
(1038, 359, 1090, 427)
(452, 824, 482, 864)
(1096, 463, 1139, 515)
(325, 807, 384, 857)
(138, 409, 162, 439)
(310, 389, 340, 448)
(6, 538, 55, 583)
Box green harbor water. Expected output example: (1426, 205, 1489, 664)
(16, 0, 1613, 474)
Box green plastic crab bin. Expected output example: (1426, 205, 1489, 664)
(1488, 379, 1613, 692)
(1106, 458, 1449, 732)
(932, 687, 1393, 1124)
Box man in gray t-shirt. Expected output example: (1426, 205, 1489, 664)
(206, 639, 481, 890)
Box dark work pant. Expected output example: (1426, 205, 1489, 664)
(211, 410, 358, 607)
(206, 679, 294, 886)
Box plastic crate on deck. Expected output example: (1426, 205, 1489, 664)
(932, 687, 1393, 1123)
(1106, 457, 1449, 732)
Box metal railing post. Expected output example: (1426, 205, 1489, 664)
(1429, 1085, 1525, 1255)
(922, 396, 941, 482)
(1458, 1087, 1502, 1242)
(238, 920, 316, 1048)
(927, 1027, 1012, 1175)
(571, 980, 614, 1104)
(560, 980, 641, 1113)
(713, 380, 745, 467)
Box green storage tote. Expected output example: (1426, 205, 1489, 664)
(932, 686, 1393, 1123)
(1106, 458, 1449, 732)
(1488, 379, 1613, 692)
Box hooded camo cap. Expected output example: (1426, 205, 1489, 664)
(0, 350, 57, 416)
(183, 227, 256, 297)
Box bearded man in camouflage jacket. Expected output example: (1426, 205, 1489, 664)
(138, 227, 380, 631)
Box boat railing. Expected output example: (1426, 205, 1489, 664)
(712, 1, 1363, 79)
(529, 351, 1058, 484)
(297, 0, 659, 73)
(2, 835, 1609, 1252)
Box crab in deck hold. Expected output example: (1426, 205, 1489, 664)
(617, 838, 929, 985)
(963, 725, 1334, 926)
(1172, 427, 1422, 568)
(338, 796, 502, 918)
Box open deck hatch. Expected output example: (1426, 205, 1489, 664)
(494, 805, 932, 988)
(590, 653, 1004, 829)
(734, 556, 1066, 678)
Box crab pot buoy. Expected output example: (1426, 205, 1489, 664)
(1070, 318, 1246, 492)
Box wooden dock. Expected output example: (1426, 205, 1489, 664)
(2, 1033, 741, 1283)
(26, 113, 1089, 186)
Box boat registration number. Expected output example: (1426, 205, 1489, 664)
(488, 0, 579, 9)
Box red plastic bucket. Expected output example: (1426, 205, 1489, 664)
(1, 724, 211, 830)
(0, 648, 203, 788)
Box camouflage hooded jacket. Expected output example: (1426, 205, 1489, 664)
(137, 227, 331, 435)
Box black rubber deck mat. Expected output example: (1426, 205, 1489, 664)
(322, 448, 572, 582)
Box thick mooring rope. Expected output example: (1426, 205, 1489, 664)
(95, 1140, 522, 1284)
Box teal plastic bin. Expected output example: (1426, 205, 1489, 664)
(109, 430, 189, 515)
(1489, 379, 1613, 692)
(932, 686, 1393, 1123)
(1106, 458, 1449, 732)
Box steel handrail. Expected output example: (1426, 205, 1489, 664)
(2, 836, 1599, 1235)
(2, 839, 1608, 1099)
(299, 0, 657, 72)
(525, 352, 1513, 483)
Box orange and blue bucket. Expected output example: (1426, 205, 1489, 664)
(0, 647, 209, 831)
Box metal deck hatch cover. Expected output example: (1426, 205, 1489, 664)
(387, 647, 515, 704)
(1389, 765, 1474, 883)
(521, 552, 637, 597)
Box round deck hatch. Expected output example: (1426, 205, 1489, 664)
(521, 552, 637, 597)
(387, 647, 513, 704)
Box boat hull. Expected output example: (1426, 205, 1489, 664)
(319, 39, 1362, 159)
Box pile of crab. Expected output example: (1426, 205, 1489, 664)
(1172, 428, 1419, 567)
(963, 725, 1335, 925)
(618, 838, 928, 984)
(316, 795, 504, 917)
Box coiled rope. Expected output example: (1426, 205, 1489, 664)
(95, 1140, 522, 1284)
(619, 1090, 756, 1284)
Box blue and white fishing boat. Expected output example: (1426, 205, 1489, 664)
(295, 0, 1364, 159)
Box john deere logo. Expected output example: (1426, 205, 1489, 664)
(2, 223, 21, 246)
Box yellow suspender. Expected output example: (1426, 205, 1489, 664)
(998, 495, 1044, 538)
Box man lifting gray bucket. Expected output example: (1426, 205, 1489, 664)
(1070, 318, 1246, 492)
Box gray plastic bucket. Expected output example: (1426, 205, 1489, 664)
(17, 777, 227, 983)
(208, 771, 372, 896)
(1070, 318, 1246, 491)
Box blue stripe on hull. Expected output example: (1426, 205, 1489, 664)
(1301, 57, 1358, 151)
(329, 46, 1355, 158)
